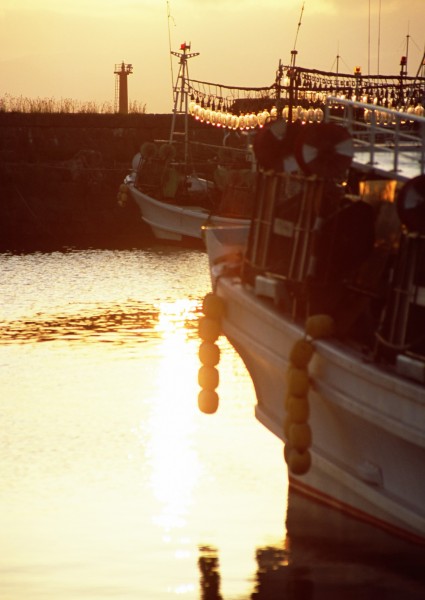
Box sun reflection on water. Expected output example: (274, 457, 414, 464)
(0, 250, 289, 599)
(146, 299, 201, 530)
(139, 296, 288, 598)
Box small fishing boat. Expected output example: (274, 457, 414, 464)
(120, 43, 254, 244)
(200, 95, 425, 543)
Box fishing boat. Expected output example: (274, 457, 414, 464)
(121, 39, 425, 246)
(120, 43, 254, 244)
(199, 93, 425, 544)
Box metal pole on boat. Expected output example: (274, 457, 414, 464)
(288, 2, 304, 123)
(170, 43, 199, 165)
(288, 49, 298, 123)
(275, 59, 284, 111)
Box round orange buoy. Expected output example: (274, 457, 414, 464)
(289, 422, 312, 451)
(198, 389, 219, 414)
(202, 293, 225, 319)
(287, 395, 310, 423)
(288, 448, 311, 475)
(198, 365, 219, 390)
(198, 316, 221, 342)
(198, 341, 220, 367)
(286, 365, 310, 397)
(305, 314, 335, 340)
(289, 338, 314, 368)
(117, 192, 128, 207)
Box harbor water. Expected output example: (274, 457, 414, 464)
(1, 246, 424, 599)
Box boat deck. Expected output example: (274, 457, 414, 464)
(326, 97, 425, 182)
(352, 147, 424, 181)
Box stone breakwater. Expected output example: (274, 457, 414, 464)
(0, 113, 221, 251)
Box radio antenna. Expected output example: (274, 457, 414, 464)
(293, 2, 305, 51)
(166, 1, 176, 100)
(377, 0, 382, 74)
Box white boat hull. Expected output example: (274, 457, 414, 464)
(209, 271, 425, 543)
(128, 185, 250, 242)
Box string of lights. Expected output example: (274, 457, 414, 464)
(186, 64, 425, 130)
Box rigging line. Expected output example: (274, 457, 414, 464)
(418, 45, 425, 79)
(377, 0, 381, 74)
(406, 45, 425, 87)
(189, 77, 274, 92)
(330, 42, 341, 76)
(409, 36, 424, 53)
(293, 1, 305, 51)
(166, 1, 175, 102)
(368, 0, 371, 75)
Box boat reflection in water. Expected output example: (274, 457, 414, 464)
(197, 490, 425, 600)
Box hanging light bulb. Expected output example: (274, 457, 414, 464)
(250, 113, 258, 128)
(262, 109, 270, 125)
(231, 115, 239, 129)
(307, 108, 315, 123)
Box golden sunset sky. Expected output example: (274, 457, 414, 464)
(1, 0, 424, 113)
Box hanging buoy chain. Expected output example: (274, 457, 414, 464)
(117, 183, 129, 207)
(197, 292, 225, 414)
(283, 314, 335, 476)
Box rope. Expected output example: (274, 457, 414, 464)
(374, 331, 425, 352)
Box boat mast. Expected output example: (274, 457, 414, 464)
(336, 45, 340, 89)
(275, 59, 284, 108)
(169, 42, 199, 165)
(377, 0, 382, 74)
(166, 0, 175, 105)
(399, 32, 410, 107)
(288, 2, 305, 122)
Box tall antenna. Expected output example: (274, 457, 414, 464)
(166, 1, 175, 103)
(336, 42, 340, 88)
(405, 27, 411, 74)
(293, 2, 305, 51)
(377, 0, 382, 74)
(368, 0, 371, 75)
(287, 3, 305, 124)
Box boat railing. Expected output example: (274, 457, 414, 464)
(324, 97, 425, 180)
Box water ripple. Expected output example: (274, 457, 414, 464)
(0, 304, 161, 345)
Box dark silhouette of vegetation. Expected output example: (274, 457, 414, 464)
(0, 94, 146, 114)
